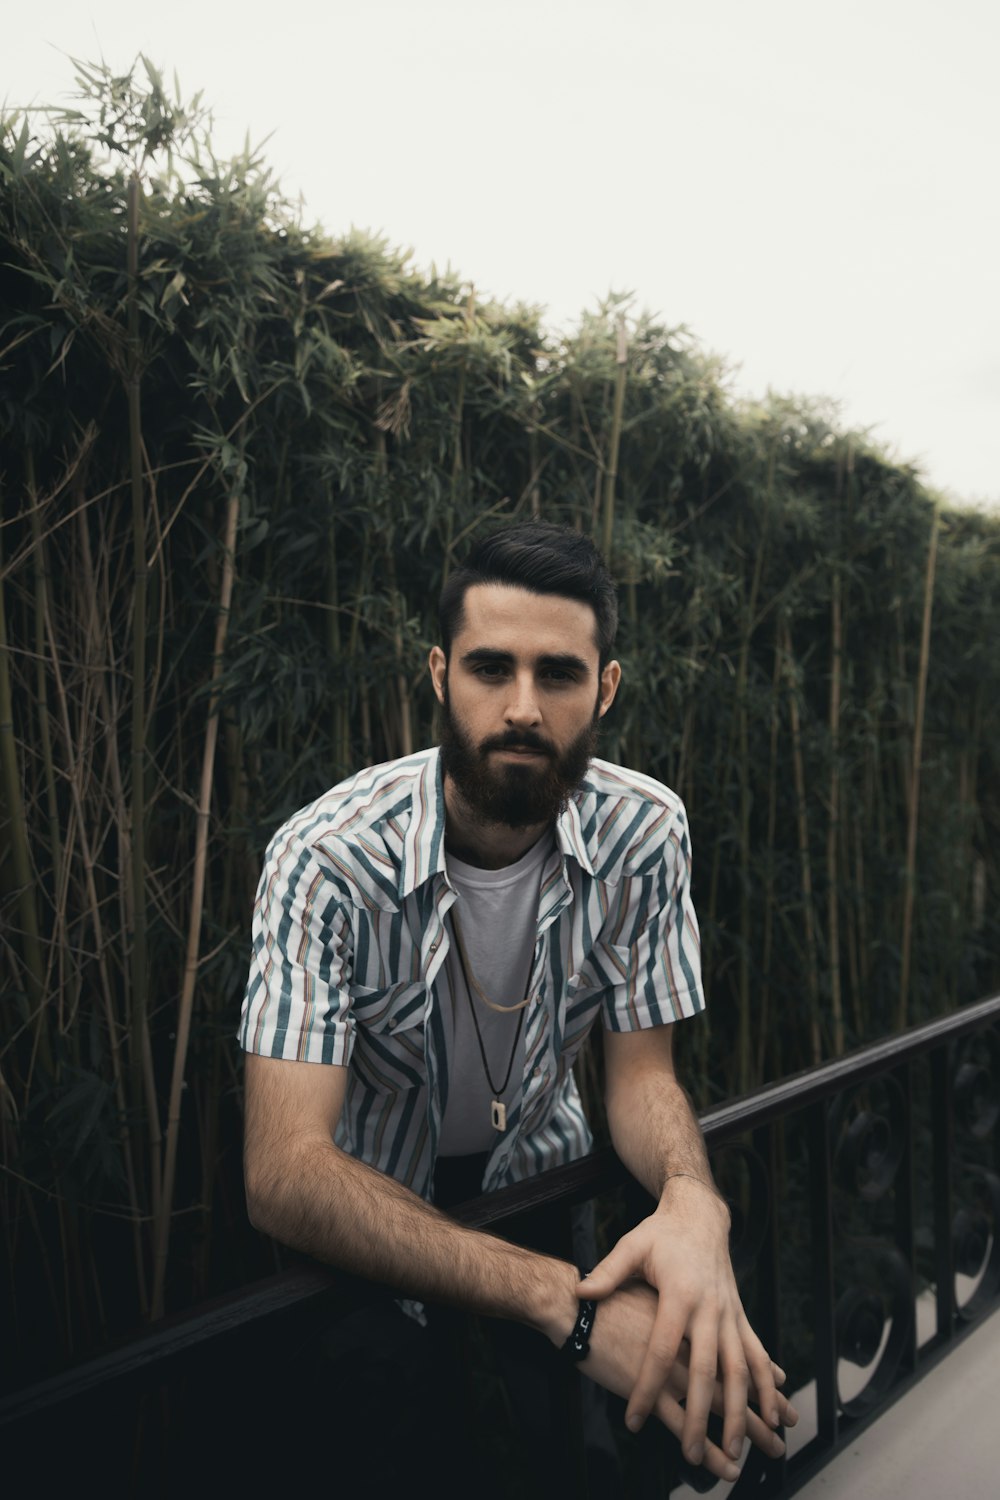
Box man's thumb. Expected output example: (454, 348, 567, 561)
(577, 1251, 627, 1299)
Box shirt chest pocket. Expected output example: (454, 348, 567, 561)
(349, 981, 428, 1093)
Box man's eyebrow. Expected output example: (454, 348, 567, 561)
(459, 648, 515, 667)
(459, 647, 591, 675)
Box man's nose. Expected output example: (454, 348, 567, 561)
(504, 672, 541, 726)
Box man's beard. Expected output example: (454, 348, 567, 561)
(439, 684, 601, 830)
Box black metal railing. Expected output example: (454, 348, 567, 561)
(4, 992, 1000, 1497)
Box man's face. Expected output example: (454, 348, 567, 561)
(428, 584, 621, 829)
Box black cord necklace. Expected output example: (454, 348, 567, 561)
(450, 909, 526, 1132)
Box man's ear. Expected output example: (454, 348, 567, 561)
(428, 645, 447, 706)
(598, 659, 621, 717)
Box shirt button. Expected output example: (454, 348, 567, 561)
(532, 1066, 541, 1078)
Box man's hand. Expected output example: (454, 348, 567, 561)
(578, 1177, 796, 1468)
(564, 1272, 795, 1485)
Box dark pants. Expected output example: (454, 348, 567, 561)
(311, 1153, 623, 1499)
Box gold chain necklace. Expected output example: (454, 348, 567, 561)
(449, 907, 533, 1013)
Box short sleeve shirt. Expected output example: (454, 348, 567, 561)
(238, 748, 704, 1201)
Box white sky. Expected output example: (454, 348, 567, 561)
(5, 0, 998, 506)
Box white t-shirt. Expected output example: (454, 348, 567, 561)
(437, 833, 554, 1156)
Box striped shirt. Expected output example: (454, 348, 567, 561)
(239, 747, 704, 1201)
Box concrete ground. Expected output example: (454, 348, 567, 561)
(793, 1303, 1000, 1499)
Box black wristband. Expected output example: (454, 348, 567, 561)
(562, 1273, 597, 1363)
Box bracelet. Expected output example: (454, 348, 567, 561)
(663, 1172, 730, 1225)
(562, 1271, 596, 1363)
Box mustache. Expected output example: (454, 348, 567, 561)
(479, 729, 555, 757)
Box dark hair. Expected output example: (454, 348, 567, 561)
(438, 521, 619, 663)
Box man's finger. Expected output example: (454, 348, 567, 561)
(624, 1310, 687, 1432)
(763, 1389, 798, 1428)
(731, 1370, 797, 1433)
(577, 1241, 639, 1299)
(741, 1317, 783, 1428)
(678, 1319, 719, 1466)
(653, 1388, 741, 1485)
(739, 1402, 787, 1459)
(750, 1360, 797, 1422)
(717, 1323, 750, 1462)
(745, 1362, 798, 1435)
(687, 1357, 786, 1462)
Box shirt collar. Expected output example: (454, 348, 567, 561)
(555, 789, 595, 876)
(399, 747, 597, 896)
(399, 749, 450, 898)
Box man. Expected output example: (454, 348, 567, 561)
(240, 522, 795, 1488)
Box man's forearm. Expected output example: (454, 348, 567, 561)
(247, 1136, 579, 1337)
(606, 1063, 726, 1215)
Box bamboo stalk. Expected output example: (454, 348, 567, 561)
(22, 1188, 67, 1358)
(958, 687, 984, 1001)
(756, 627, 783, 1082)
(737, 678, 752, 1094)
(824, 445, 846, 1055)
(601, 318, 628, 561)
(345, 534, 371, 770)
(151, 481, 241, 1319)
(675, 701, 696, 809)
(195, 1042, 222, 1298)
(843, 781, 862, 1035)
(326, 486, 345, 775)
(737, 520, 768, 1091)
(528, 407, 540, 519)
(896, 502, 940, 1030)
(360, 685, 373, 768)
(437, 297, 470, 586)
(782, 618, 823, 1065)
(625, 576, 640, 769)
(126, 173, 151, 1140)
(892, 577, 912, 819)
(52, 799, 80, 1048)
(26, 452, 63, 910)
(42, 590, 149, 1312)
(377, 432, 412, 758)
(74, 482, 163, 1218)
(703, 700, 731, 991)
(865, 674, 886, 974)
(591, 458, 604, 536)
(827, 563, 844, 1055)
(0, 483, 48, 1080)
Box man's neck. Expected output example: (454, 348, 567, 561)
(442, 776, 551, 870)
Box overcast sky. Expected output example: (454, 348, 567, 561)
(5, 0, 998, 506)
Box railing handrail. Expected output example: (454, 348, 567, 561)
(4, 991, 999, 1430)
(700, 991, 1000, 1142)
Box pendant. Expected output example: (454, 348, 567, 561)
(491, 1100, 507, 1132)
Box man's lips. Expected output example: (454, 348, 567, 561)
(482, 739, 553, 758)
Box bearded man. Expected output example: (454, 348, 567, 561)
(240, 522, 795, 1492)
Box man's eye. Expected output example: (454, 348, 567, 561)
(475, 664, 507, 679)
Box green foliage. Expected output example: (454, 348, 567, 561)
(1, 61, 998, 1378)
